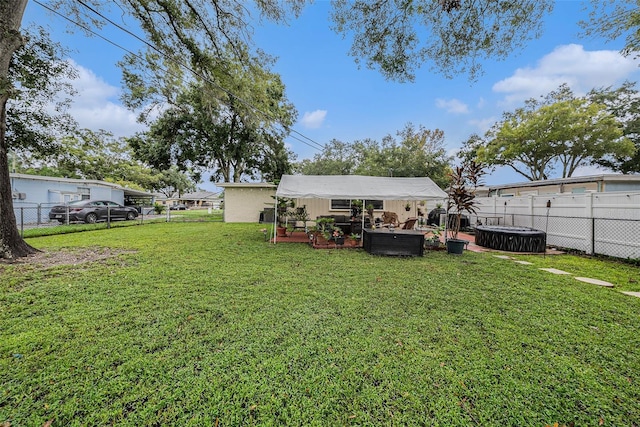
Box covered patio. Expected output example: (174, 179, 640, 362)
(272, 174, 448, 247)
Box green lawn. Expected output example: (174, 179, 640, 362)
(1, 222, 639, 426)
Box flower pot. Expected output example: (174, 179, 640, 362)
(276, 226, 287, 237)
(446, 238, 468, 255)
(335, 236, 345, 245)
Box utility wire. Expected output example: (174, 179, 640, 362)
(32, 0, 326, 152)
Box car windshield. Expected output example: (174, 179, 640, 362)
(68, 200, 89, 206)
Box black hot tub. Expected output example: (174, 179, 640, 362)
(475, 226, 547, 253)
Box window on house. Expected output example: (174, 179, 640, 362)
(330, 199, 383, 210)
(77, 187, 90, 200)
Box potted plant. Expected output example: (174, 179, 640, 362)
(404, 202, 411, 212)
(311, 217, 335, 245)
(446, 160, 484, 254)
(424, 226, 443, 249)
(350, 200, 363, 219)
(331, 227, 345, 245)
(348, 232, 361, 247)
(274, 197, 295, 237)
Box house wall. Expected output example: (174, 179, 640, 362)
(11, 176, 125, 205)
(224, 186, 276, 222)
(294, 198, 445, 224)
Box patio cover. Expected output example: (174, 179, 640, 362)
(275, 175, 447, 200)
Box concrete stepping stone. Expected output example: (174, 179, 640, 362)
(622, 291, 640, 298)
(539, 268, 571, 275)
(493, 255, 514, 259)
(574, 277, 615, 288)
(514, 261, 533, 265)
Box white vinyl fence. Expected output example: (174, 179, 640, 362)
(471, 192, 640, 260)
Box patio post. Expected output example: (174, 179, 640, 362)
(273, 196, 278, 244)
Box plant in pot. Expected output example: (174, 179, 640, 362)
(350, 200, 363, 219)
(446, 160, 485, 254)
(311, 217, 335, 245)
(404, 202, 411, 212)
(331, 227, 345, 245)
(274, 197, 295, 237)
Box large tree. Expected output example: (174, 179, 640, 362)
(1, 15, 77, 258)
(481, 85, 634, 180)
(297, 123, 452, 188)
(331, 0, 554, 82)
(588, 81, 640, 174)
(581, 0, 640, 61)
(15, 128, 171, 191)
(124, 45, 298, 183)
(1, 0, 304, 259)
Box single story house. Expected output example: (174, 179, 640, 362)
(487, 174, 640, 197)
(217, 175, 448, 224)
(154, 190, 222, 209)
(9, 173, 153, 206)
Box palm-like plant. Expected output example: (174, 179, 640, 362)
(446, 161, 485, 240)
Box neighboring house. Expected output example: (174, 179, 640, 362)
(487, 174, 640, 197)
(216, 182, 277, 222)
(154, 190, 221, 209)
(9, 173, 153, 206)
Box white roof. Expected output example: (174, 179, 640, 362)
(276, 175, 447, 200)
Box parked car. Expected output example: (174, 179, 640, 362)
(169, 204, 187, 210)
(49, 200, 139, 224)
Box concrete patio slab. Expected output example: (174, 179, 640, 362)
(621, 291, 640, 298)
(493, 255, 514, 259)
(574, 277, 615, 287)
(514, 261, 534, 265)
(539, 268, 572, 275)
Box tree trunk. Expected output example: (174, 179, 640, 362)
(1, 0, 37, 259)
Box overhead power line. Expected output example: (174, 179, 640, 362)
(31, 0, 326, 152)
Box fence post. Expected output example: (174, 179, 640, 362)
(585, 192, 594, 255)
(20, 208, 24, 237)
(107, 206, 111, 229)
(37, 204, 42, 225)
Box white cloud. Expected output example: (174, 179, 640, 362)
(469, 117, 496, 133)
(435, 98, 469, 114)
(60, 60, 148, 137)
(300, 109, 327, 129)
(493, 44, 640, 105)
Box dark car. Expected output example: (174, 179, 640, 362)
(49, 200, 139, 224)
(169, 204, 187, 210)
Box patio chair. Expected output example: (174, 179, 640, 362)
(399, 217, 417, 230)
(380, 211, 400, 227)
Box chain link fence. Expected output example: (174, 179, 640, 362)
(468, 212, 640, 261)
(12, 203, 223, 238)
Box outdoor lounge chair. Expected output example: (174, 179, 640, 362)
(400, 217, 417, 230)
(380, 211, 400, 227)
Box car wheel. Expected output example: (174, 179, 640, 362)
(126, 211, 136, 220)
(85, 213, 98, 224)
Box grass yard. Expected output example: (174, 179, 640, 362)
(1, 222, 639, 426)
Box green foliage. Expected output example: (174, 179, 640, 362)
(331, 0, 554, 81)
(581, 0, 640, 60)
(153, 203, 165, 214)
(481, 84, 633, 180)
(122, 44, 297, 183)
(296, 123, 452, 187)
(1, 222, 639, 425)
(15, 129, 169, 191)
(446, 160, 484, 239)
(588, 81, 640, 173)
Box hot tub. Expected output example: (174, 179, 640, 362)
(475, 226, 546, 253)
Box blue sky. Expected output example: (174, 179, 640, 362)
(22, 1, 640, 191)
